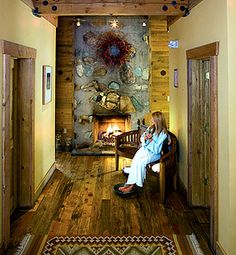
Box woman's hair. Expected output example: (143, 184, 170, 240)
(150, 111, 168, 134)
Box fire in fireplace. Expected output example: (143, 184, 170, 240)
(93, 115, 131, 146)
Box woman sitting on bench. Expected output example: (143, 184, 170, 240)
(119, 111, 170, 193)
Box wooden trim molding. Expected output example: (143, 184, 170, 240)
(186, 42, 219, 59)
(177, 175, 188, 201)
(0, 242, 4, 255)
(2, 54, 11, 254)
(0, 40, 36, 59)
(210, 56, 218, 251)
(216, 241, 228, 255)
(34, 163, 56, 201)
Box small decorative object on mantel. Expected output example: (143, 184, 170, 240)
(42, 65, 52, 105)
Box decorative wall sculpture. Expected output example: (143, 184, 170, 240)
(96, 31, 132, 67)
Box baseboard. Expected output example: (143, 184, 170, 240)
(34, 162, 56, 201)
(177, 175, 188, 201)
(216, 241, 228, 255)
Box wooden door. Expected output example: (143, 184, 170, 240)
(187, 41, 219, 252)
(1, 40, 36, 251)
(190, 59, 210, 206)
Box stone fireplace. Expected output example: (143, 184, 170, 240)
(93, 115, 131, 146)
(73, 16, 150, 149)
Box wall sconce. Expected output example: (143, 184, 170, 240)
(76, 18, 81, 27)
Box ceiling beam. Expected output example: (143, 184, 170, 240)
(167, 0, 204, 27)
(33, 3, 188, 16)
(42, 15, 58, 27)
(189, 0, 204, 9)
(21, 0, 35, 9)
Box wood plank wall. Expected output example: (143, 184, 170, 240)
(149, 16, 169, 126)
(55, 16, 169, 134)
(56, 17, 75, 138)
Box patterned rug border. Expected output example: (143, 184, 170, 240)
(43, 235, 177, 255)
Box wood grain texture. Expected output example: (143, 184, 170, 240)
(32, 1, 188, 16)
(55, 17, 74, 138)
(149, 16, 169, 126)
(186, 42, 219, 59)
(6, 153, 213, 255)
(187, 43, 219, 251)
(2, 54, 11, 251)
(0, 40, 36, 58)
(17, 59, 35, 208)
(1, 41, 36, 253)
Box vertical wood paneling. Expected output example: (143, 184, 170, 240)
(56, 17, 74, 138)
(149, 16, 169, 126)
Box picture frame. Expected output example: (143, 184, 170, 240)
(42, 65, 52, 104)
(174, 68, 178, 88)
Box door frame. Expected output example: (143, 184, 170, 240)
(187, 42, 219, 251)
(0, 40, 36, 250)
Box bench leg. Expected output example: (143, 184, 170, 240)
(159, 165, 165, 203)
(115, 154, 119, 171)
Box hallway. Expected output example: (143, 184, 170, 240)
(6, 153, 213, 254)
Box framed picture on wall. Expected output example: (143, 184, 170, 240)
(42, 65, 52, 104)
(174, 68, 178, 88)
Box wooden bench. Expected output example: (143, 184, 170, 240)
(115, 130, 178, 203)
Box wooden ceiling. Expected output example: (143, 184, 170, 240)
(21, 0, 203, 26)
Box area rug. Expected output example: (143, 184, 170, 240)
(42, 235, 192, 255)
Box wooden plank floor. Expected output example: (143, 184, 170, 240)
(7, 153, 213, 254)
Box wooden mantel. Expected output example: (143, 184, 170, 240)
(31, 0, 188, 16)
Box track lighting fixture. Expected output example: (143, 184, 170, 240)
(183, 7, 190, 17)
(183, 0, 190, 17)
(32, 7, 41, 18)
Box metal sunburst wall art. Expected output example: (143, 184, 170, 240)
(96, 31, 132, 68)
